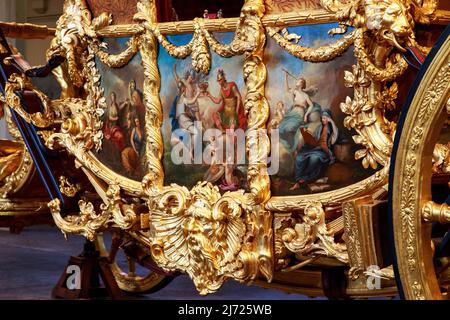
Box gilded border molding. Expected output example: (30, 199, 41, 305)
(95, 9, 450, 38)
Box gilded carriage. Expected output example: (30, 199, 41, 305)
(0, 0, 449, 299)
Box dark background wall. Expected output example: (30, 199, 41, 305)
(170, 0, 244, 21)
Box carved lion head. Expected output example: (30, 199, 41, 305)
(364, 0, 414, 51)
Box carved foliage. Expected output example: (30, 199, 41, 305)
(281, 202, 348, 263)
(148, 182, 264, 294)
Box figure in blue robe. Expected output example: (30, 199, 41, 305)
(279, 102, 323, 152)
(290, 109, 338, 190)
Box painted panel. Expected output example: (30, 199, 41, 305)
(265, 23, 377, 196)
(95, 38, 146, 181)
(158, 32, 248, 191)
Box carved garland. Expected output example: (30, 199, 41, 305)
(134, 0, 274, 294)
(0, 0, 441, 295)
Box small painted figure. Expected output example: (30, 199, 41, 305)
(206, 68, 247, 131)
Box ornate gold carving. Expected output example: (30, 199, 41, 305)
(191, 19, 211, 74)
(94, 9, 450, 38)
(266, 0, 435, 212)
(3, 1, 144, 199)
(47, 0, 112, 88)
(392, 35, 449, 299)
(59, 176, 81, 198)
(134, 0, 165, 193)
(134, 0, 274, 294)
(343, 196, 392, 282)
(148, 182, 249, 294)
(422, 201, 450, 224)
(4, 0, 445, 297)
(0, 100, 36, 197)
(281, 202, 348, 263)
(273, 214, 294, 270)
(432, 142, 450, 174)
(48, 184, 139, 240)
(146, 180, 272, 294)
(343, 201, 364, 279)
(241, 0, 271, 205)
(267, 27, 357, 62)
(353, 31, 409, 83)
(0, 138, 33, 198)
(48, 198, 109, 240)
(92, 36, 140, 68)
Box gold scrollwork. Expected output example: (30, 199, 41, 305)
(134, 0, 165, 193)
(4, 0, 444, 296)
(91, 36, 140, 68)
(138, 0, 265, 74)
(133, 0, 274, 294)
(267, 0, 435, 171)
(281, 202, 348, 263)
(48, 183, 139, 240)
(3, 74, 56, 128)
(59, 176, 81, 198)
(47, 0, 112, 88)
(148, 182, 261, 294)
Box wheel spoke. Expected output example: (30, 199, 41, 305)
(127, 256, 137, 277)
(109, 231, 123, 262)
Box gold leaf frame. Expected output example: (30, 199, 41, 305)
(2, 0, 447, 294)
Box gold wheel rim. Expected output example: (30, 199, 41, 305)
(392, 34, 450, 300)
(95, 230, 168, 293)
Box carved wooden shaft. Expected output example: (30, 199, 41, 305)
(0, 22, 55, 39)
(422, 201, 450, 224)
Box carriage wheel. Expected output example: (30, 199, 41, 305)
(390, 26, 450, 300)
(95, 229, 173, 294)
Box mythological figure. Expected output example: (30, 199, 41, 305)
(102, 79, 146, 179)
(206, 68, 247, 132)
(278, 70, 315, 151)
(272, 71, 340, 192)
